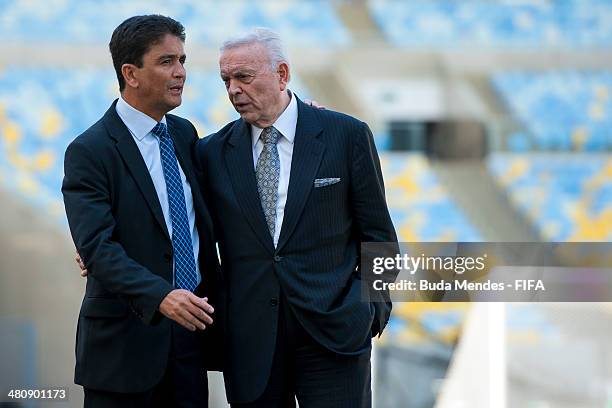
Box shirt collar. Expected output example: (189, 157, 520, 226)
(251, 90, 298, 148)
(116, 95, 167, 141)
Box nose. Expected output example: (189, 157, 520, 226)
(174, 62, 186, 79)
(227, 79, 242, 97)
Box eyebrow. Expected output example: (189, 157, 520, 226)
(157, 53, 186, 61)
(221, 69, 255, 77)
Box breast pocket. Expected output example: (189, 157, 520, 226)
(307, 176, 349, 230)
(311, 177, 344, 200)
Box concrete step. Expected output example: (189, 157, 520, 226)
(431, 160, 541, 242)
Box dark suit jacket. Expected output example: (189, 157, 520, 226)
(195, 97, 398, 403)
(62, 101, 222, 393)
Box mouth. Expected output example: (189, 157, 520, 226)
(234, 102, 250, 111)
(169, 85, 183, 95)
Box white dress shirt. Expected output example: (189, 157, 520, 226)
(116, 96, 201, 285)
(251, 90, 298, 247)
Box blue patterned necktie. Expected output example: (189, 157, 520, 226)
(256, 126, 281, 239)
(151, 122, 198, 292)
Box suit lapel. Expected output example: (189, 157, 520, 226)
(225, 120, 275, 254)
(103, 101, 170, 241)
(276, 99, 324, 252)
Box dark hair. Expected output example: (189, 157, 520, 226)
(109, 15, 186, 92)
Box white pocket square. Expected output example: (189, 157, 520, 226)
(314, 177, 341, 188)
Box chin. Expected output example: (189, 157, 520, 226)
(166, 97, 182, 111)
(239, 112, 256, 123)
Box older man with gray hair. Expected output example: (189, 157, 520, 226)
(195, 28, 398, 407)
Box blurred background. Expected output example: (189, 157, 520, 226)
(0, 0, 610, 406)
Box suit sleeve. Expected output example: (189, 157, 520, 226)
(62, 141, 174, 325)
(349, 121, 400, 337)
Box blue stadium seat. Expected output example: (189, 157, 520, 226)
(369, 0, 612, 49)
(492, 71, 612, 152)
(0, 0, 351, 47)
(488, 153, 612, 241)
(381, 152, 481, 242)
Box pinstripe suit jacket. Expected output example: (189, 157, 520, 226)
(195, 97, 398, 403)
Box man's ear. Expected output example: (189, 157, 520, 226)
(278, 62, 290, 91)
(121, 63, 140, 90)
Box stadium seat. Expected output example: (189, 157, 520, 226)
(492, 71, 612, 152)
(369, 0, 612, 49)
(488, 153, 612, 241)
(381, 152, 481, 242)
(0, 0, 351, 47)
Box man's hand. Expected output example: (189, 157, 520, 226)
(305, 99, 326, 109)
(75, 250, 88, 277)
(159, 289, 214, 331)
(75, 250, 212, 330)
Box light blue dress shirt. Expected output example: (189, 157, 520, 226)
(116, 96, 201, 285)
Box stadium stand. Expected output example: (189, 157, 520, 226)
(381, 152, 482, 242)
(488, 153, 612, 241)
(0, 0, 351, 47)
(368, 0, 612, 49)
(492, 71, 612, 151)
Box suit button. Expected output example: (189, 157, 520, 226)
(163, 253, 172, 262)
(274, 255, 282, 262)
(270, 298, 278, 307)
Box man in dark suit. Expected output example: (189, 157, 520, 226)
(62, 15, 221, 407)
(196, 28, 398, 407)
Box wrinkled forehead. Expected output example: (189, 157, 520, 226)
(219, 43, 271, 72)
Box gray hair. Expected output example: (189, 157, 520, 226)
(220, 27, 290, 76)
